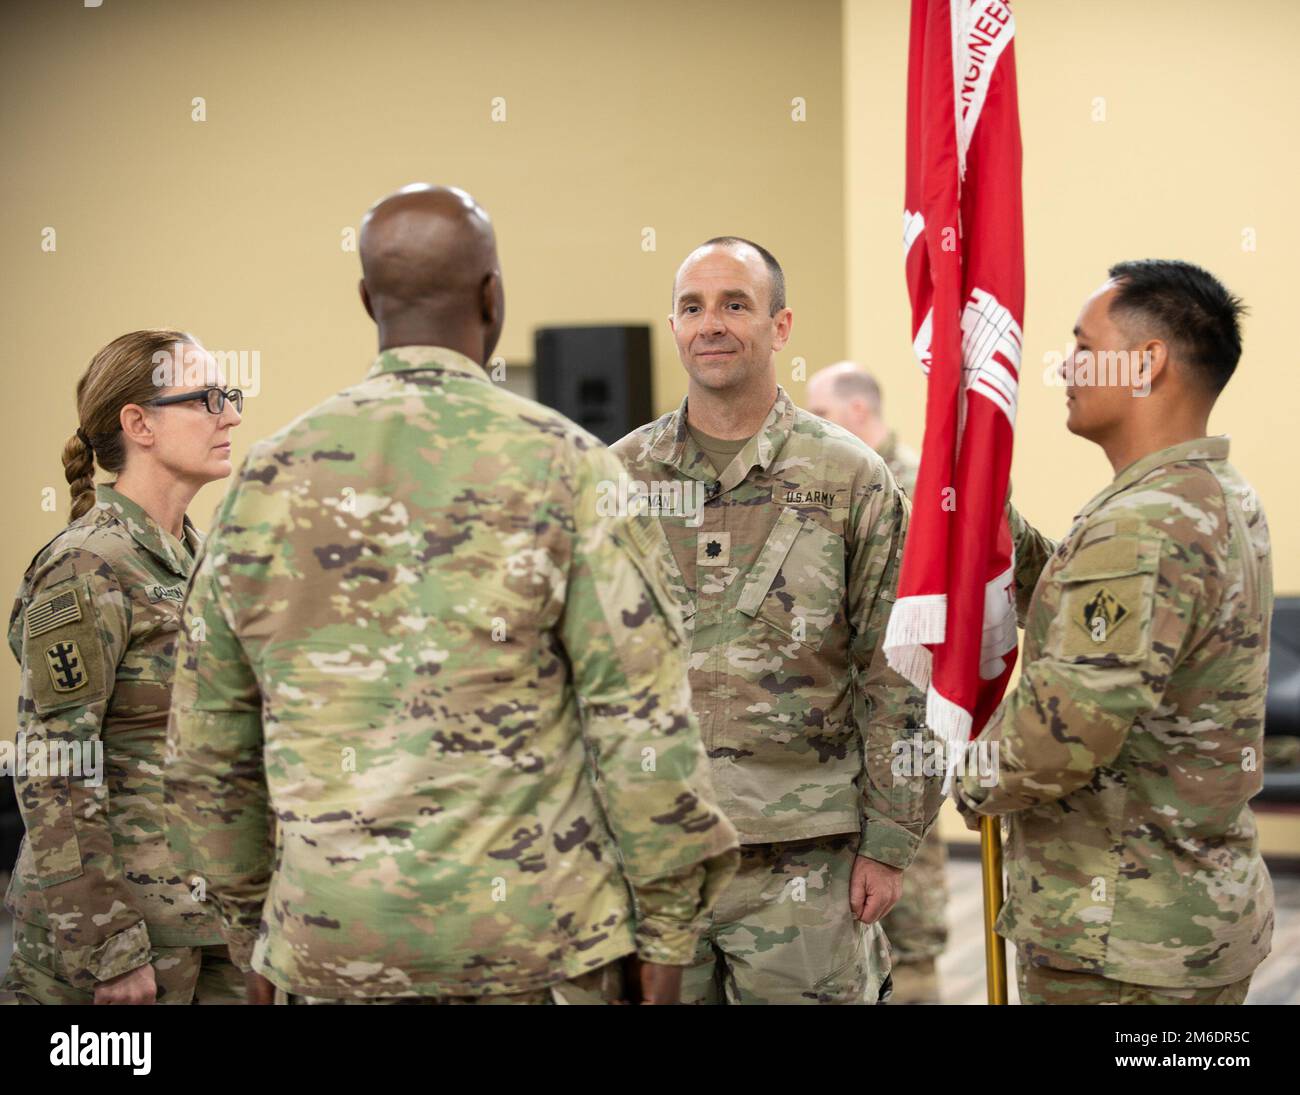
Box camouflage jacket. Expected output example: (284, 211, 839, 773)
(610, 389, 939, 863)
(876, 431, 920, 498)
(956, 436, 1274, 987)
(5, 484, 223, 987)
(163, 345, 739, 999)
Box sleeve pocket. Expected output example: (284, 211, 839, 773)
(30, 776, 86, 888)
(1048, 536, 1158, 663)
(619, 517, 693, 647)
(25, 576, 110, 716)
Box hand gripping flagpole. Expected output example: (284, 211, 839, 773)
(979, 816, 1007, 1004)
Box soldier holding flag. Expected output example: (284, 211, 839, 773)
(954, 261, 1275, 1005)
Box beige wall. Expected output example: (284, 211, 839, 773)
(845, 0, 1298, 592)
(0, 0, 845, 737)
(3, 1, 1294, 743)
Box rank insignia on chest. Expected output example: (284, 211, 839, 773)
(45, 639, 87, 693)
(697, 530, 731, 567)
(1077, 586, 1129, 642)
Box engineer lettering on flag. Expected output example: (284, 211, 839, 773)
(883, 0, 1024, 768)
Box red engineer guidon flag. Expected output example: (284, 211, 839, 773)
(884, 0, 1024, 764)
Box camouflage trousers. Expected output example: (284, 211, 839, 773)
(681, 834, 891, 1005)
(881, 825, 949, 962)
(880, 826, 949, 1004)
(284, 960, 625, 1005)
(1016, 951, 1253, 1005)
(5, 918, 242, 1005)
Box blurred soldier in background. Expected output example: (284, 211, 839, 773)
(163, 185, 738, 1005)
(806, 363, 920, 503)
(807, 361, 948, 1005)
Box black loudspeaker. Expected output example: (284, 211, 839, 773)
(0, 760, 20, 874)
(1267, 597, 1300, 738)
(533, 325, 654, 446)
(1262, 596, 1300, 803)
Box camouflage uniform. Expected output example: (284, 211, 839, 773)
(1016, 957, 1251, 1005)
(163, 345, 739, 1002)
(3, 484, 239, 1004)
(611, 389, 941, 1005)
(286, 962, 624, 1005)
(954, 436, 1274, 1001)
(873, 432, 949, 1002)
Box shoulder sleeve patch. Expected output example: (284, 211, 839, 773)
(44, 638, 89, 693)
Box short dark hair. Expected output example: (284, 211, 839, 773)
(1106, 259, 1246, 394)
(694, 236, 787, 315)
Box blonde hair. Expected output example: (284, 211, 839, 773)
(64, 329, 193, 520)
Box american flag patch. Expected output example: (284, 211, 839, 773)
(26, 588, 83, 639)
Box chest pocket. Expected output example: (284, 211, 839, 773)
(124, 591, 181, 671)
(737, 507, 843, 652)
(1046, 534, 1158, 664)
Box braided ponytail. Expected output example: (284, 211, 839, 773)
(64, 429, 97, 521)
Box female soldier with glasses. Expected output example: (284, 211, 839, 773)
(2, 329, 245, 1004)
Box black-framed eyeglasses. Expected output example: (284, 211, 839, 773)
(145, 387, 243, 415)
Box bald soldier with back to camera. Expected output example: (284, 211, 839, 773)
(611, 238, 944, 1005)
(163, 185, 739, 1005)
(953, 260, 1274, 1005)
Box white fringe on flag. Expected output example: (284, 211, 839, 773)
(926, 686, 974, 796)
(887, 641, 933, 696)
(883, 594, 946, 689)
(885, 577, 1018, 794)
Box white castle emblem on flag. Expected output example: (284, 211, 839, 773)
(961, 287, 1021, 426)
(899, 277, 1021, 429)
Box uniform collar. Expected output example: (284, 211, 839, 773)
(1077, 435, 1231, 520)
(647, 386, 797, 491)
(364, 345, 491, 384)
(875, 430, 899, 464)
(95, 484, 199, 580)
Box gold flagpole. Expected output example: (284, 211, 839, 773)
(979, 815, 1008, 1004)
